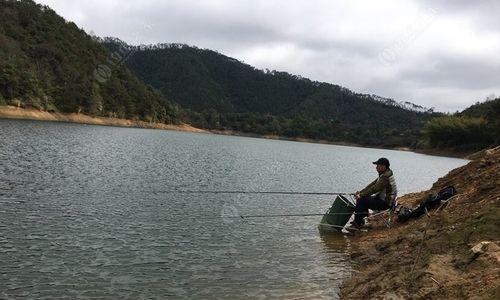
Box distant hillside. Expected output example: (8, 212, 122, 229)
(101, 38, 436, 147)
(0, 0, 440, 148)
(420, 98, 500, 151)
(0, 0, 181, 124)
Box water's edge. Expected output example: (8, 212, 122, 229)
(0, 105, 467, 159)
(0, 105, 206, 133)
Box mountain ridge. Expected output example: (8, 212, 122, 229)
(100, 36, 434, 115)
(100, 37, 437, 147)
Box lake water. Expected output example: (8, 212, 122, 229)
(0, 119, 468, 299)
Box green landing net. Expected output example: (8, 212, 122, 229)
(318, 194, 356, 233)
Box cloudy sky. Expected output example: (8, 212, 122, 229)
(36, 0, 500, 112)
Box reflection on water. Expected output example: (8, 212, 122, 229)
(320, 234, 350, 251)
(0, 119, 467, 299)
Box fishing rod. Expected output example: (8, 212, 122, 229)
(236, 213, 325, 219)
(163, 190, 356, 196)
(232, 210, 388, 219)
(167, 191, 386, 221)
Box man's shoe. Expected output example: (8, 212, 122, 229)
(363, 220, 372, 229)
(345, 222, 362, 232)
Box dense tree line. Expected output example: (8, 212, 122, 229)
(420, 98, 500, 150)
(0, 0, 181, 124)
(182, 109, 419, 147)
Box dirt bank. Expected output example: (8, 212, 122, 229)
(0, 105, 207, 133)
(413, 147, 478, 159)
(341, 146, 500, 299)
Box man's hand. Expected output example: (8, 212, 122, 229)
(354, 192, 361, 200)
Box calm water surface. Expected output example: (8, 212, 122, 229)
(0, 119, 468, 299)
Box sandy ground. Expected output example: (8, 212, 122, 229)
(0, 105, 207, 133)
(340, 146, 500, 299)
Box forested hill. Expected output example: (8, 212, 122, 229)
(0, 0, 181, 123)
(0, 0, 438, 148)
(101, 38, 436, 147)
(421, 97, 500, 151)
(461, 97, 500, 120)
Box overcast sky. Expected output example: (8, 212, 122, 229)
(36, 0, 500, 112)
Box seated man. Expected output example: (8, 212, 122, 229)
(350, 157, 398, 229)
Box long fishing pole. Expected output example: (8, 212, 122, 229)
(225, 209, 390, 219)
(237, 213, 325, 219)
(163, 190, 355, 195)
(167, 191, 388, 221)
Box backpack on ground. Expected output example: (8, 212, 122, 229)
(397, 186, 456, 222)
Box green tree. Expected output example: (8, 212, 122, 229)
(422, 116, 493, 149)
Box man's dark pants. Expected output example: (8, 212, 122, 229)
(354, 195, 389, 225)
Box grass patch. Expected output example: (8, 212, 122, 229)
(448, 206, 500, 247)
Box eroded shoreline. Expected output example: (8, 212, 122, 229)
(0, 105, 207, 133)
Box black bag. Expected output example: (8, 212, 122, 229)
(397, 206, 413, 222)
(397, 186, 456, 222)
(436, 186, 456, 200)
